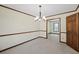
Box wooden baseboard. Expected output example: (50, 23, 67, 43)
(0, 36, 46, 53)
(60, 41, 66, 44)
(39, 36, 46, 39)
(48, 33, 59, 35)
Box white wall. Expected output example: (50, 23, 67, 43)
(46, 8, 79, 42)
(39, 20, 46, 38)
(0, 6, 40, 51)
(0, 6, 39, 34)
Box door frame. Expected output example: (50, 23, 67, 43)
(46, 18, 62, 42)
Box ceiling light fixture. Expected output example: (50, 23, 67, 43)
(34, 5, 46, 21)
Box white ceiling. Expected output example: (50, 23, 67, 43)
(4, 4, 78, 17)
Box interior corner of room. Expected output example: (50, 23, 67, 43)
(0, 4, 79, 53)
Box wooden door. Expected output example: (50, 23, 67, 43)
(72, 14, 78, 50)
(78, 13, 79, 50)
(66, 13, 79, 51)
(66, 16, 73, 47)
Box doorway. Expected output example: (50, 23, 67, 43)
(46, 18, 61, 42)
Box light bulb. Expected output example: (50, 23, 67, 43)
(38, 18, 41, 21)
(43, 16, 46, 20)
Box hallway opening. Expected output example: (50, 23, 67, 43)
(46, 18, 61, 43)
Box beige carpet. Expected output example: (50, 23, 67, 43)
(0, 34, 78, 54)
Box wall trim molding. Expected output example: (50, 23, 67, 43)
(61, 32, 66, 33)
(60, 41, 66, 44)
(48, 33, 60, 35)
(46, 4, 79, 17)
(0, 36, 46, 53)
(0, 30, 46, 37)
(0, 5, 35, 17)
(39, 36, 46, 39)
(0, 4, 78, 18)
(47, 18, 61, 21)
(39, 30, 46, 32)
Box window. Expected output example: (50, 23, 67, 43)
(53, 23, 59, 32)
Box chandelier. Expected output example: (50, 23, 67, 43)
(34, 5, 46, 21)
